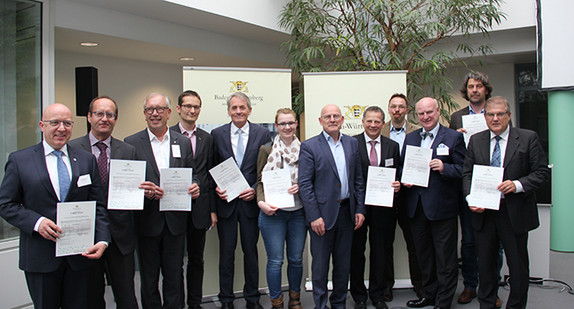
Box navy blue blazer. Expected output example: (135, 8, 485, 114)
(124, 129, 193, 237)
(211, 122, 271, 218)
(299, 133, 366, 230)
(0, 143, 110, 273)
(462, 127, 550, 233)
(401, 124, 465, 221)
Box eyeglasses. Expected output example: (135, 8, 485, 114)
(180, 104, 201, 111)
(321, 114, 342, 121)
(90, 111, 117, 119)
(277, 121, 296, 127)
(43, 119, 74, 128)
(485, 112, 508, 118)
(144, 107, 169, 115)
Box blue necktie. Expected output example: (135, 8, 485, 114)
(53, 150, 70, 201)
(236, 128, 245, 167)
(490, 136, 502, 167)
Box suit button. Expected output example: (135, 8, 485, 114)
(338, 184, 341, 187)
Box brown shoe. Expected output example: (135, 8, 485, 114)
(288, 291, 302, 309)
(457, 289, 477, 304)
(271, 294, 284, 309)
(496, 297, 502, 308)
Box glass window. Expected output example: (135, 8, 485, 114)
(0, 0, 42, 242)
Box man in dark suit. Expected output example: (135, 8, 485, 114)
(381, 93, 422, 300)
(402, 98, 465, 309)
(449, 72, 493, 306)
(0, 103, 110, 309)
(463, 96, 549, 309)
(212, 92, 271, 309)
(170, 90, 217, 309)
(68, 96, 138, 309)
(350, 106, 400, 309)
(299, 104, 366, 309)
(124, 92, 199, 309)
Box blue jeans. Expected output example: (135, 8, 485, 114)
(258, 208, 307, 299)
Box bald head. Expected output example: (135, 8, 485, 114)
(415, 97, 440, 132)
(40, 103, 74, 150)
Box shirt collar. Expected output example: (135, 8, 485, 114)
(178, 122, 196, 136)
(322, 130, 342, 143)
(490, 125, 510, 140)
(391, 122, 406, 132)
(231, 122, 249, 135)
(88, 131, 111, 148)
(423, 123, 440, 137)
(468, 105, 485, 115)
(147, 127, 170, 143)
(43, 140, 69, 157)
(363, 132, 381, 143)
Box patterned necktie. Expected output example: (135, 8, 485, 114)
(420, 131, 434, 140)
(53, 150, 70, 201)
(182, 131, 195, 155)
(95, 142, 108, 185)
(369, 140, 378, 166)
(236, 128, 245, 167)
(490, 135, 502, 167)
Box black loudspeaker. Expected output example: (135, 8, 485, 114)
(75, 66, 98, 116)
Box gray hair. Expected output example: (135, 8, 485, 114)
(226, 92, 251, 109)
(142, 92, 170, 108)
(485, 96, 510, 113)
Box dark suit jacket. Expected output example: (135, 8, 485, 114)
(68, 135, 137, 255)
(354, 133, 401, 182)
(299, 133, 366, 230)
(211, 122, 271, 218)
(402, 125, 466, 220)
(449, 106, 470, 130)
(0, 143, 110, 272)
(170, 124, 215, 229)
(124, 129, 193, 237)
(462, 128, 550, 233)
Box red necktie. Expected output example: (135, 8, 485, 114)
(95, 142, 108, 185)
(369, 140, 378, 166)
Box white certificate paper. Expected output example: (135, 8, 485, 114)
(108, 159, 146, 210)
(262, 168, 295, 208)
(209, 157, 251, 202)
(401, 145, 432, 187)
(462, 114, 488, 146)
(468, 165, 504, 210)
(365, 166, 396, 207)
(56, 201, 96, 257)
(160, 168, 193, 211)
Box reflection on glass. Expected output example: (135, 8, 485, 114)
(0, 0, 42, 241)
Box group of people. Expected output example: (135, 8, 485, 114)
(0, 71, 549, 309)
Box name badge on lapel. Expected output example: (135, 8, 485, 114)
(172, 144, 181, 158)
(77, 174, 92, 187)
(437, 143, 449, 156)
(385, 158, 394, 167)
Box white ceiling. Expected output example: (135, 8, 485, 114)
(56, 0, 292, 67)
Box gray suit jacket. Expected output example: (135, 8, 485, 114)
(68, 135, 137, 254)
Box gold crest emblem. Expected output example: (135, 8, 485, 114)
(344, 105, 367, 119)
(230, 81, 249, 93)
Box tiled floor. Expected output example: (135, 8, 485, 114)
(106, 251, 574, 308)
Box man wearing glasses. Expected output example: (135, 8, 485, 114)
(69, 96, 139, 309)
(171, 90, 217, 309)
(125, 93, 199, 309)
(0, 103, 110, 308)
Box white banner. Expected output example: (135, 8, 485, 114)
(303, 71, 407, 138)
(183, 67, 292, 126)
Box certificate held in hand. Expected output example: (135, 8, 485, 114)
(209, 157, 251, 202)
(364, 166, 396, 207)
(56, 201, 96, 257)
(468, 165, 504, 210)
(262, 168, 295, 208)
(401, 145, 432, 187)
